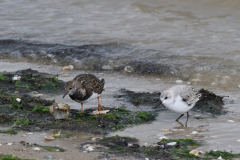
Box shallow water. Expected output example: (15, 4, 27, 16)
(1, 0, 240, 88)
(1, 61, 240, 155)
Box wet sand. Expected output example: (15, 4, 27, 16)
(1, 60, 240, 159)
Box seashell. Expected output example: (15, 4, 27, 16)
(162, 129, 170, 132)
(49, 103, 70, 120)
(167, 142, 177, 146)
(227, 120, 235, 123)
(33, 147, 41, 151)
(44, 135, 55, 141)
(158, 136, 169, 140)
(62, 65, 74, 71)
(21, 134, 26, 137)
(16, 98, 21, 102)
(218, 156, 222, 160)
(236, 139, 240, 142)
(92, 110, 110, 115)
(191, 131, 198, 134)
(7, 143, 12, 145)
(12, 75, 21, 81)
(91, 137, 102, 141)
(176, 80, 183, 83)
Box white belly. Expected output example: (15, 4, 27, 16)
(165, 95, 193, 114)
(75, 92, 100, 104)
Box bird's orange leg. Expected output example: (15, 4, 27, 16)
(81, 103, 85, 113)
(97, 97, 104, 111)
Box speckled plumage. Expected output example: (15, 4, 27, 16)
(63, 74, 105, 112)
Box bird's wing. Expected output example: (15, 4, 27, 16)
(177, 86, 201, 106)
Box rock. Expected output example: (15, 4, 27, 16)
(7, 143, 12, 145)
(49, 102, 70, 120)
(227, 120, 235, 123)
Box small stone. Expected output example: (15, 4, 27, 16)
(16, 98, 21, 102)
(124, 66, 134, 73)
(44, 155, 53, 159)
(145, 158, 149, 160)
(44, 136, 55, 141)
(236, 139, 240, 142)
(227, 120, 235, 123)
(167, 142, 177, 146)
(162, 129, 170, 132)
(191, 131, 198, 134)
(62, 65, 74, 71)
(176, 80, 183, 83)
(158, 136, 169, 140)
(7, 143, 12, 145)
(28, 132, 33, 135)
(218, 156, 222, 159)
(33, 147, 41, 151)
(56, 150, 59, 152)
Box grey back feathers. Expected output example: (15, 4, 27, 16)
(161, 85, 202, 107)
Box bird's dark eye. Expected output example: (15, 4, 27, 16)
(164, 97, 168, 100)
(69, 88, 72, 90)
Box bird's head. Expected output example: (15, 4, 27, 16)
(159, 90, 173, 107)
(62, 81, 75, 98)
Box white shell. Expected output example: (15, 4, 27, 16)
(227, 120, 235, 123)
(158, 136, 169, 140)
(44, 135, 55, 141)
(92, 110, 110, 115)
(33, 147, 41, 150)
(191, 131, 198, 134)
(16, 98, 21, 102)
(7, 143, 12, 145)
(167, 142, 177, 146)
(218, 156, 223, 160)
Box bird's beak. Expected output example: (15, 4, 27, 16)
(155, 100, 162, 108)
(62, 91, 69, 98)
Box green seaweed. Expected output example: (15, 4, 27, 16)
(203, 150, 240, 160)
(0, 129, 17, 134)
(34, 144, 66, 152)
(0, 154, 34, 160)
(0, 74, 6, 81)
(13, 117, 32, 126)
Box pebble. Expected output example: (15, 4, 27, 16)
(28, 132, 33, 135)
(218, 156, 222, 159)
(0, 143, 2, 146)
(145, 158, 149, 160)
(44, 155, 53, 159)
(33, 147, 41, 151)
(191, 131, 198, 134)
(158, 136, 169, 140)
(227, 120, 235, 123)
(91, 137, 102, 141)
(176, 80, 183, 83)
(162, 129, 170, 132)
(16, 98, 21, 102)
(236, 139, 240, 142)
(167, 142, 177, 146)
(7, 143, 12, 145)
(124, 66, 134, 73)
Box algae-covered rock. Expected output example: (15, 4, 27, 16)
(194, 89, 226, 115)
(0, 68, 64, 95)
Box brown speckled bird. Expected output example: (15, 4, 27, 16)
(62, 74, 105, 113)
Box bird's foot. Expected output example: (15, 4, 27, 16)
(97, 105, 104, 111)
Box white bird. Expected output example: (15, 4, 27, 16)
(156, 85, 202, 121)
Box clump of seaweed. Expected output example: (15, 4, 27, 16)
(194, 89, 226, 115)
(0, 68, 64, 94)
